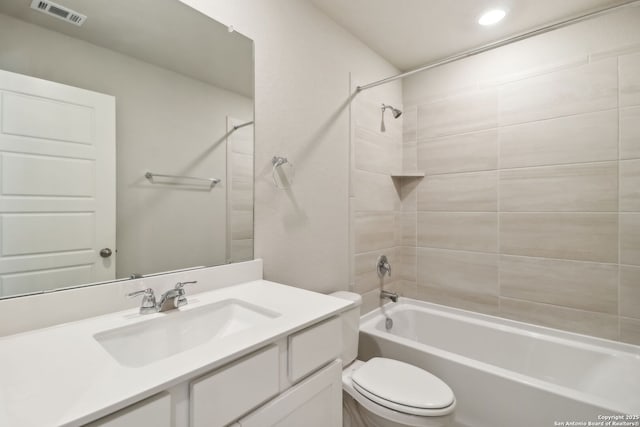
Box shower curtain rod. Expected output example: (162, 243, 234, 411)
(356, 0, 640, 92)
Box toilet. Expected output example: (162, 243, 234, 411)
(331, 292, 456, 427)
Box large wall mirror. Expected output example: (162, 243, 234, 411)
(0, 0, 254, 299)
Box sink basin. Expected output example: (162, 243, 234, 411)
(94, 299, 280, 367)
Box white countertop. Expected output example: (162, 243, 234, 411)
(0, 280, 351, 427)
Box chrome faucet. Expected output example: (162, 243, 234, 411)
(380, 290, 398, 303)
(128, 281, 197, 314)
(157, 281, 196, 312)
(377, 255, 391, 278)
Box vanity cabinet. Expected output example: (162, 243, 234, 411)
(86, 392, 171, 427)
(191, 317, 343, 427)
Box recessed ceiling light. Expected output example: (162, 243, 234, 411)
(478, 9, 506, 26)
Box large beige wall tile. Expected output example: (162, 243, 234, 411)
(621, 214, 640, 265)
(620, 160, 640, 211)
(355, 212, 396, 253)
(499, 110, 618, 168)
(499, 59, 617, 126)
(621, 107, 640, 159)
(396, 280, 419, 299)
(620, 51, 640, 107)
(500, 255, 618, 313)
(398, 246, 416, 282)
(417, 88, 497, 138)
(353, 169, 401, 211)
(353, 248, 396, 294)
(397, 212, 416, 246)
(417, 212, 497, 252)
(621, 265, 640, 319)
(400, 178, 419, 211)
(403, 106, 418, 144)
(403, 106, 418, 172)
(499, 298, 618, 339)
(417, 248, 499, 314)
(354, 126, 401, 174)
(620, 317, 640, 345)
(418, 130, 498, 175)
(418, 171, 497, 212)
(500, 213, 618, 262)
(499, 162, 618, 212)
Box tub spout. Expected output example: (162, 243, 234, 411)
(380, 290, 398, 303)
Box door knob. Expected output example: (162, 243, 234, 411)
(100, 248, 113, 258)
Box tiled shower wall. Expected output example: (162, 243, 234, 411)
(350, 80, 405, 314)
(399, 10, 640, 344)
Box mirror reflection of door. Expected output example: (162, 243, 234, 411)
(0, 69, 116, 298)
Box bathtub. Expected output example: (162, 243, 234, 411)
(357, 298, 640, 427)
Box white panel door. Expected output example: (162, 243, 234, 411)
(0, 69, 115, 297)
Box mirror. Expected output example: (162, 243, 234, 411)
(0, 0, 254, 299)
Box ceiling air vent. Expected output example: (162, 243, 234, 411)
(30, 0, 87, 26)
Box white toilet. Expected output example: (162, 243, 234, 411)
(331, 292, 456, 427)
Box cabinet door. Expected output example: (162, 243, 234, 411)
(85, 392, 171, 427)
(239, 360, 342, 427)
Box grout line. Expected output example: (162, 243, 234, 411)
(416, 107, 619, 143)
(415, 211, 619, 214)
(496, 87, 502, 315)
(417, 159, 619, 178)
(415, 245, 622, 266)
(500, 296, 619, 318)
(617, 55, 622, 341)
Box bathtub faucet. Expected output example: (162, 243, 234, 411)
(380, 290, 398, 303)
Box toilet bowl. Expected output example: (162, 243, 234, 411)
(331, 292, 455, 427)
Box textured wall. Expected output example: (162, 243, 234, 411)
(400, 7, 640, 343)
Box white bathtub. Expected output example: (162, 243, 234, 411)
(357, 298, 640, 427)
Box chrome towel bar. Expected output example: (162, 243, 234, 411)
(145, 171, 221, 186)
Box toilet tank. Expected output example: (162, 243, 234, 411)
(330, 291, 362, 367)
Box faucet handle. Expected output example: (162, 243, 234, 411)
(127, 288, 157, 313)
(175, 280, 197, 289)
(127, 288, 154, 298)
(174, 281, 196, 308)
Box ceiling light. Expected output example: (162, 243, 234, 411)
(478, 9, 506, 26)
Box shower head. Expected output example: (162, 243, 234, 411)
(382, 104, 402, 119)
(380, 104, 402, 132)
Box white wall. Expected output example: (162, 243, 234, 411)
(181, 0, 399, 293)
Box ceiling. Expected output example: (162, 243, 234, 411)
(309, 0, 625, 71)
(0, 0, 254, 97)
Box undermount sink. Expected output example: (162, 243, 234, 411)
(94, 299, 280, 367)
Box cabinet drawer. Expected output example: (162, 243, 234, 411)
(288, 316, 341, 383)
(238, 360, 342, 427)
(190, 345, 279, 427)
(86, 392, 171, 427)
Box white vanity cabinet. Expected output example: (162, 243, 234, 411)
(0, 277, 352, 427)
(190, 317, 343, 427)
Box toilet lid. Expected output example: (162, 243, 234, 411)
(352, 358, 454, 413)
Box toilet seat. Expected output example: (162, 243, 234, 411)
(351, 358, 455, 417)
